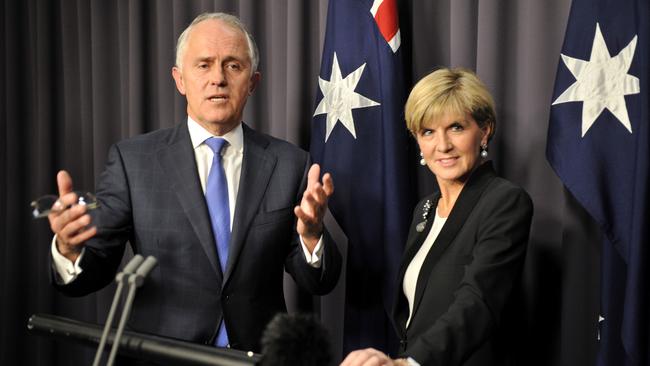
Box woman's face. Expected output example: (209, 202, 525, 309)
(416, 111, 491, 187)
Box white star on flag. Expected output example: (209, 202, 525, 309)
(313, 52, 380, 142)
(552, 23, 640, 137)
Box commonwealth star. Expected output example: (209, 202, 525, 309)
(314, 52, 380, 142)
(552, 23, 640, 137)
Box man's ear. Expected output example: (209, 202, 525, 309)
(248, 71, 261, 95)
(172, 66, 186, 95)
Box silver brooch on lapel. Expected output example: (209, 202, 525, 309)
(416, 199, 432, 233)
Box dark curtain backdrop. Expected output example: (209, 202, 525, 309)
(2, 0, 601, 365)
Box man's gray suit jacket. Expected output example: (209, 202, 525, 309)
(53, 122, 342, 352)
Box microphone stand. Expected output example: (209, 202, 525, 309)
(106, 256, 158, 366)
(92, 254, 144, 366)
(28, 314, 260, 366)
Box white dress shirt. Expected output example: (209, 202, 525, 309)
(52, 118, 323, 284)
(188, 117, 243, 228)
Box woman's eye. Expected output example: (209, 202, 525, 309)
(421, 129, 433, 136)
(450, 123, 464, 131)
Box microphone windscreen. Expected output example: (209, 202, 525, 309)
(259, 313, 332, 366)
(122, 254, 144, 274)
(135, 256, 158, 278)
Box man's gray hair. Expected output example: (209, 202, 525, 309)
(175, 12, 259, 74)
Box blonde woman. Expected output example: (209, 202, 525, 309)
(342, 68, 533, 366)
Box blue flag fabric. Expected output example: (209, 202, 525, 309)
(311, 0, 413, 354)
(547, 0, 649, 364)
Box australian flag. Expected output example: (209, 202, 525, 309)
(311, 0, 413, 356)
(547, 0, 649, 364)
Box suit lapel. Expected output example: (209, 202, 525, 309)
(400, 197, 439, 274)
(224, 124, 276, 284)
(156, 123, 222, 281)
(393, 201, 438, 337)
(407, 162, 496, 323)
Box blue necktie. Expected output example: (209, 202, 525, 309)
(205, 137, 231, 347)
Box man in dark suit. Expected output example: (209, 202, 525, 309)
(47, 12, 341, 354)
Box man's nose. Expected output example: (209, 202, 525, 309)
(210, 66, 227, 86)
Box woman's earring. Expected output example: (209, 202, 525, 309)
(480, 144, 488, 158)
(419, 152, 426, 166)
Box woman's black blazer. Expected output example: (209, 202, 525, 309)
(393, 161, 533, 366)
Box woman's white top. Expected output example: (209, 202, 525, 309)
(403, 209, 447, 328)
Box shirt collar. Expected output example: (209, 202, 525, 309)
(187, 117, 244, 153)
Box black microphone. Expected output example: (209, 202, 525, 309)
(92, 254, 144, 366)
(258, 313, 332, 366)
(106, 255, 158, 366)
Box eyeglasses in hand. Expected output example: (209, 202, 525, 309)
(30, 191, 99, 219)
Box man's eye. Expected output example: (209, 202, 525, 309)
(198, 63, 209, 69)
(227, 63, 241, 70)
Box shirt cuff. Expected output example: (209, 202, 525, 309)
(299, 235, 323, 268)
(50, 235, 85, 284)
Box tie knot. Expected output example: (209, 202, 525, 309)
(205, 137, 228, 155)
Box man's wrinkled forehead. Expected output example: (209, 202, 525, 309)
(185, 19, 251, 63)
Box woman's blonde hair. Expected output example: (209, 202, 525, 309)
(405, 68, 496, 141)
